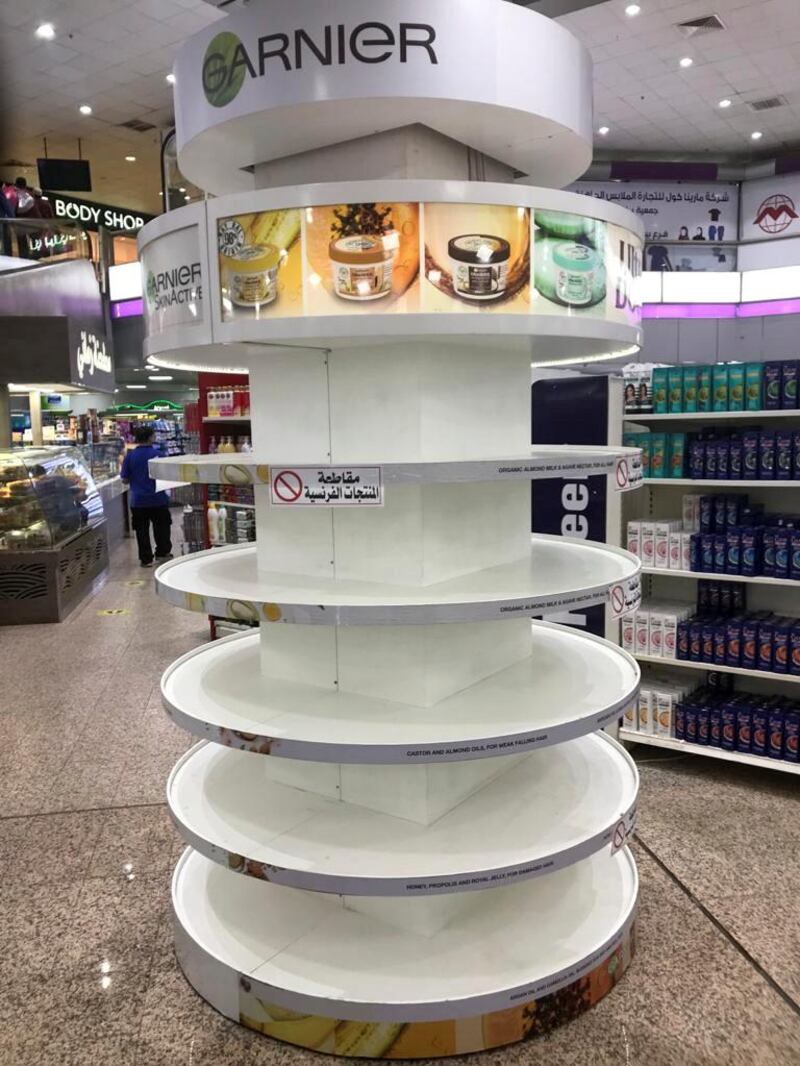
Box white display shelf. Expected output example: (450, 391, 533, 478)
(155, 538, 641, 625)
(168, 734, 638, 896)
(626, 410, 799, 425)
(619, 730, 800, 776)
(209, 501, 256, 510)
(643, 478, 800, 488)
(161, 624, 639, 764)
(149, 445, 642, 490)
(203, 415, 252, 423)
(641, 566, 799, 588)
(635, 654, 800, 684)
(173, 846, 638, 1022)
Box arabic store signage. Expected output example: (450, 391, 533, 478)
(45, 192, 155, 234)
(270, 467, 384, 506)
(571, 181, 738, 245)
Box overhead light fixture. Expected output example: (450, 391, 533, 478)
(125, 384, 147, 390)
(148, 375, 173, 381)
(679, 56, 693, 68)
(751, 130, 763, 140)
(598, 126, 610, 136)
(166, 73, 176, 85)
(178, 186, 186, 193)
(625, 3, 641, 15)
(718, 98, 732, 108)
(35, 22, 56, 40)
(184, 195, 191, 201)
(158, 191, 163, 197)
(125, 155, 136, 162)
(79, 104, 92, 115)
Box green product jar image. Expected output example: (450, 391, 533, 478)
(535, 238, 606, 308)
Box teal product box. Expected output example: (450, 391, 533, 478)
(745, 363, 764, 410)
(668, 433, 687, 478)
(651, 367, 669, 414)
(728, 364, 745, 411)
(712, 364, 729, 411)
(697, 366, 713, 412)
(639, 433, 651, 478)
(682, 366, 699, 412)
(622, 432, 639, 449)
(668, 367, 684, 413)
(650, 433, 668, 479)
(781, 361, 799, 409)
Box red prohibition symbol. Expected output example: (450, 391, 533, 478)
(612, 821, 627, 850)
(616, 458, 629, 489)
(273, 470, 303, 503)
(610, 584, 625, 615)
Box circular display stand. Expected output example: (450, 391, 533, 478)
(168, 733, 638, 895)
(173, 847, 637, 1056)
(161, 622, 640, 763)
(155, 537, 641, 624)
(149, 445, 642, 490)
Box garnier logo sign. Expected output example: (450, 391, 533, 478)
(202, 21, 438, 107)
(145, 262, 203, 312)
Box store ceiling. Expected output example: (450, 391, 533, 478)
(1, 0, 800, 218)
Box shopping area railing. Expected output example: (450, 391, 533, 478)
(0, 217, 92, 269)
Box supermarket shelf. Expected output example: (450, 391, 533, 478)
(203, 416, 252, 423)
(626, 410, 800, 425)
(620, 729, 800, 776)
(155, 537, 642, 625)
(641, 566, 798, 588)
(168, 734, 638, 895)
(635, 653, 800, 684)
(209, 501, 255, 509)
(643, 478, 800, 488)
(161, 624, 640, 765)
(173, 846, 638, 1022)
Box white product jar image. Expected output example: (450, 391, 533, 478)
(447, 234, 511, 300)
(329, 234, 397, 300)
(223, 245, 281, 307)
(535, 238, 606, 308)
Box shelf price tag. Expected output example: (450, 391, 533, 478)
(270, 466, 384, 507)
(614, 452, 643, 492)
(607, 576, 641, 619)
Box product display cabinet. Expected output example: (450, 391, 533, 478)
(143, 0, 645, 1055)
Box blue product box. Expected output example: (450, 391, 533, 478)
(742, 617, 760, 670)
(742, 430, 760, 480)
(702, 619, 716, 663)
(677, 619, 691, 660)
(729, 437, 743, 480)
(700, 494, 715, 533)
(698, 580, 711, 611)
(736, 706, 753, 752)
(776, 431, 793, 480)
(759, 430, 776, 480)
(768, 709, 785, 759)
(713, 494, 727, 532)
(707, 581, 720, 613)
(725, 529, 741, 575)
(790, 529, 800, 581)
(684, 705, 698, 744)
(689, 620, 703, 662)
(713, 534, 726, 573)
(715, 440, 730, 479)
(704, 442, 718, 479)
(709, 705, 722, 746)
(781, 360, 799, 409)
(751, 705, 769, 756)
(764, 362, 782, 409)
(758, 617, 775, 672)
(725, 495, 742, 529)
(731, 583, 746, 612)
(791, 624, 800, 676)
(762, 528, 776, 576)
(775, 529, 791, 579)
(773, 618, 791, 673)
(784, 710, 799, 762)
(690, 533, 701, 572)
(701, 534, 715, 572)
(689, 440, 706, 480)
(725, 617, 742, 666)
(675, 702, 686, 740)
(741, 527, 761, 577)
(697, 706, 710, 745)
(721, 704, 737, 750)
(713, 621, 728, 665)
(794, 431, 800, 479)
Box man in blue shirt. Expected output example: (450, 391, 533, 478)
(120, 425, 173, 567)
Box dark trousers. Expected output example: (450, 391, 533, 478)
(131, 506, 172, 563)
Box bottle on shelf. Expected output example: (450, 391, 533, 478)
(217, 505, 227, 543)
(207, 504, 219, 545)
(238, 436, 253, 453)
(208, 436, 218, 454)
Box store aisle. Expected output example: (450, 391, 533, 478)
(0, 537, 798, 1065)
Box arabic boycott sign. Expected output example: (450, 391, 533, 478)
(571, 181, 738, 245)
(741, 173, 800, 241)
(270, 467, 384, 506)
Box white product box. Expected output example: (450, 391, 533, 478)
(681, 532, 693, 571)
(638, 688, 654, 733)
(661, 612, 678, 659)
(682, 494, 701, 532)
(623, 696, 638, 731)
(626, 520, 641, 559)
(621, 612, 636, 653)
(648, 610, 664, 657)
(635, 610, 650, 657)
(654, 688, 674, 736)
(668, 530, 683, 570)
(654, 523, 671, 570)
(640, 522, 656, 567)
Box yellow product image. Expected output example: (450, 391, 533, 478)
(329, 233, 398, 300)
(223, 245, 281, 308)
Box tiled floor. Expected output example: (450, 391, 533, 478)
(1, 535, 798, 1065)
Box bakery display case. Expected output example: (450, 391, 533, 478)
(0, 447, 108, 623)
(77, 440, 126, 487)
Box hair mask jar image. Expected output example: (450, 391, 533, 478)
(535, 238, 606, 309)
(224, 244, 281, 307)
(329, 233, 398, 300)
(448, 234, 511, 300)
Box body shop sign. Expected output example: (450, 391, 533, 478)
(141, 224, 204, 333)
(46, 192, 154, 234)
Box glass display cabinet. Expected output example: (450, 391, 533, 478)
(0, 447, 108, 623)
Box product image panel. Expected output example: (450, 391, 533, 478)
(532, 210, 607, 316)
(218, 209, 303, 321)
(304, 202, 420, 314)
(422, 203, 531, 312)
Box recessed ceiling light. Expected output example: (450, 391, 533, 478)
(718, 98, 732, 109)
(184, 195, 191, 201)
(79, 104, 92, 115)
(158, 191, 163, 196)
(751, 130, 763, 140)
(35, 22, 56, 40)
(178, 186, 186, 193)
(125, 384, 147, 390)
(148, 375, 173, 381)
(679, 56, 693, 68)
(125, 155, 136, 162)
(166, 73, 176, 85)
(598, 126, 610, 136)
(625, 3, 641, 15)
